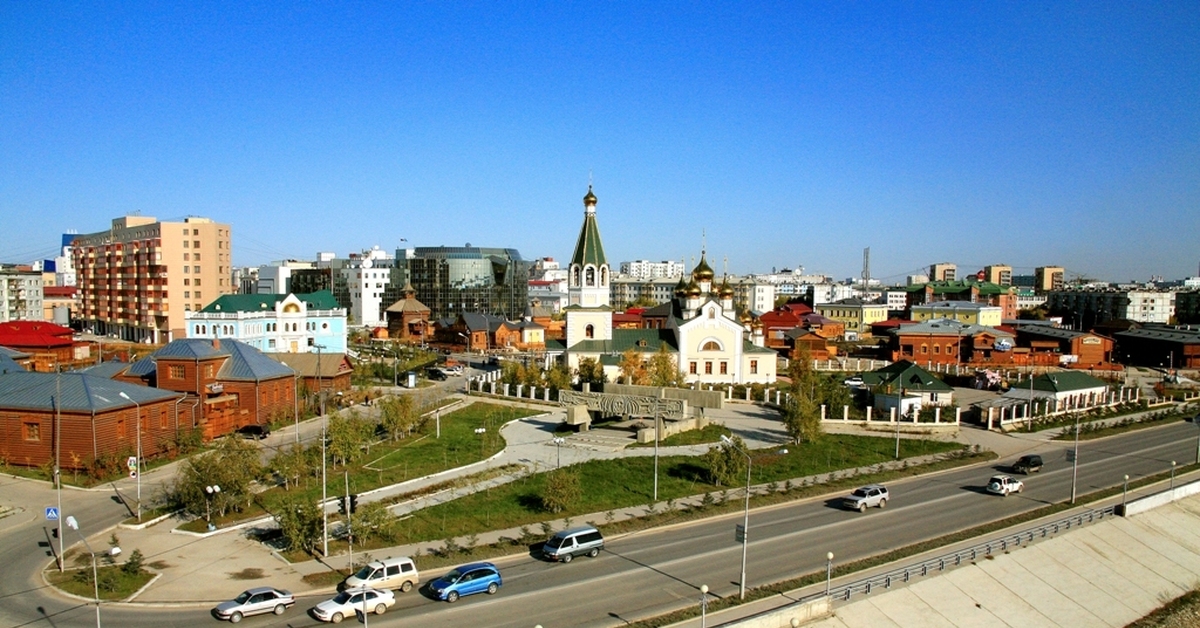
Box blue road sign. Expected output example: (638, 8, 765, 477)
(45, 507, 59, 521)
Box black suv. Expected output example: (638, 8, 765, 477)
(426, 368, 448, 381)
(1011, 454, 1043, 474)
(237, 424, 271, 440)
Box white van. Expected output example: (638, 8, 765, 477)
(344, 556, 419, 592)
(543, 526, 604, 563)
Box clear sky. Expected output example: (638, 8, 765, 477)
(2, 2, 1197, 283)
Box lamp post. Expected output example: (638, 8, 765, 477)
(66, 515, 119, 628)
(894, 387, 902, 460)
(552, 436, 565, 468)
(720, 434, 751, 600)
(699, 584, 709, 628)
(117, 391, 142, 521)
(1171, 460, 1177, 490)
(313, 344, 328, 557)
(1070, 408, 1080, 504)
(825, 551, 834, 596)
(1122, 474, 1129, 512)
(53, 371, 64, 571)
(653, 407, 660, 501)
(204, 485, 221, 531)
(475, 427, 487, 458)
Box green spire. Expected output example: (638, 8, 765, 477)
(570, 185, 607, 268)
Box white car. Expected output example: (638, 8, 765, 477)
(213, 587, 295, 623)
(312, 587, 395, 623)
(986, 474, 1024, 496)
(843, 484, 890, 512)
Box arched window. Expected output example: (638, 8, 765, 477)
(600, 267, 608, 286)
(701, 340, 721, 351)
(572, 267, 581, 286)
(585, 324, 594, 339)
(585, 267, 595, 287)
(708, 308, 716, 319)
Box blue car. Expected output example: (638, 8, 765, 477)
(428, 562, 502, 603)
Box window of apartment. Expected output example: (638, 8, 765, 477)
(689, 361, 698, 374)
(194, 278, 200, 286)
(920, 344, 928, 354)
(23, 422, 40, 441)
(720, 362, 728, 375)
(183, 240, 189, 248)
(183, 253, 190, 261)
(933, 344, 940, 354)
(169, 364, 185, 379)
(184, 278, 190, 286)
(204, 364, 214, 378)
(268, 339, 276, 349)
(704, 362, 713, 374)
(184, 291, 190, 298)
(193, 241, 200, 248)
(750, 360, 758, 374)
(183, 266, 189, 274)
(193, 253, 200, 260)
(193, 266, 200, 273)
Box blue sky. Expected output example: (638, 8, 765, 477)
(2, 2, 1197, 283)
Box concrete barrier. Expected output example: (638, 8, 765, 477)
(688, 595, 831, 628)
(1122, 478, 1200, 517)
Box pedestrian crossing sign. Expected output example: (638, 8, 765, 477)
(45, 507, 59, 521)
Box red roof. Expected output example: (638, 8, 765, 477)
(44, 286, 77, 297)
(0, 321, 75, 350)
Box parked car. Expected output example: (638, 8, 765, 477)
(312, 587, 394, 623)
(986, 475, 1024, 496)
(1011, 454, 1043, 474)
(214, 587, 295, 623)
(236, 424, 271, 440)
(428, 562, 502, 602)
(426, 367, 448, 381)
(344, 556, 418, 592)
(542, 526, 604, 562)
(842, 484, 890, 512)
(843, 376, 865, 387)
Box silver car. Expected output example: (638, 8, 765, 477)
(843, 484, 890, 512)
(214, 586, 295, 623)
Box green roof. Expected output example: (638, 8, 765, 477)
(570, 197, 608, 268)
(860, 360, 954, 393)
(567, 328, 677, 354)
(201, 290, 339, 313)
(906, 280, 1009, 297)
(1031, 371, 1109, 393)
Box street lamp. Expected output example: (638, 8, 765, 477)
(1070, 406, 1080, 504)
(117, 391, 142, 521)
(720, 434, 751, 600)
(475, 427, 487, 458)
(825, 551, 834, 596)
(313, 344, 328, 557)
(699, 584, 709, 628)
(653, 408, 660, 501)
(1171, 460, 1177, 490)
(552, 436, 565, 468)
(204, 485, 221, 531)
(66, 515, 120, 628)
(1122, 474, 1129, 513)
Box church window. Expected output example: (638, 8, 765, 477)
(573, 267, 580, 286)
(704, 362, 713, 374)
(720, 362, 728, 375)
(750, 360, 758, 374)
(601, 267, 608, 286)
(708, 308, 715, 319)
(701, 340, 721, 351)
(585, 324, 594, 339)
(689, 361, 697, 374)
(585, 267, 595, 286)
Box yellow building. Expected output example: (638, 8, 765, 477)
(815, 298, 888, 339)
(910, 301, 1003, 327)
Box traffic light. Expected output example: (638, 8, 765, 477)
(338, 496, 348, 515)
(349, 494, 359, 514)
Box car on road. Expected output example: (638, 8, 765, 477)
(842, 484, 889, 512)
(426, 367, 448, 381)
(1010, 454, 1043, 474)
(344, 556, 418, 592)
(312, 587, 394, 623)
(843, 376, 865, 387)
(428, 562, 502, 602)
(214, 586, 295, 623)
(986, 474, 1024, 496)
(543, 526, 605, 562)
(236, 424, 271, 440)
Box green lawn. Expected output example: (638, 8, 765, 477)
(249, 402, 538, 525)
(46, 565, 154, 601)
(628, 423, 733, 447)
(386, 434, 962, 545)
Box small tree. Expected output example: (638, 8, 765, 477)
(268, 443, 309, 491)
(618, 348, 648, 385)
(576, 358, 607, 389)
(275, 494, 323, 554)
(122, 549, 145, 576)
(647, 343, 685, 388)
(701, 435, 749, 487)
(349, 501, 395, 545)
(541, 467, 583, 513)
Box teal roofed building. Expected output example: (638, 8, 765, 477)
(185, 290, 347, 354)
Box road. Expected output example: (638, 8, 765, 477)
(1, 420, 1196, 628)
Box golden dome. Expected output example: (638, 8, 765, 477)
(693, 253, 715, 282)
(686, 279, 702, 297)
(674, 276, 689, 297)
(718, 277, 735, 298)
(583, 185, 597, 205)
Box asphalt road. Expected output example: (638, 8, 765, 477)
(2, 420, 1197, 628)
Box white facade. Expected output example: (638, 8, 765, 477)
(1124, 290, 1175, 324)
(619, 260, 683, 280)
(344, 246, 394, 327)
(807, 283, 857, 305)
(186, 293, 348, 353)
(256, 260, 316, 295)
(883, 290, 908, 312)
(0, 270, 43, 322)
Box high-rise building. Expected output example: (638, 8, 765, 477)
(0, 267, 43, 322)
(73, 215, 233, 343)
(929, 263, 957, 282)
(395, 246, 531, 321)
(619, 259, 683, 280)
(1035, 266, 1065, 294)
(983, 264, 1013, 286)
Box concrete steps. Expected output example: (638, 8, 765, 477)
(564, 428, 635, 452)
